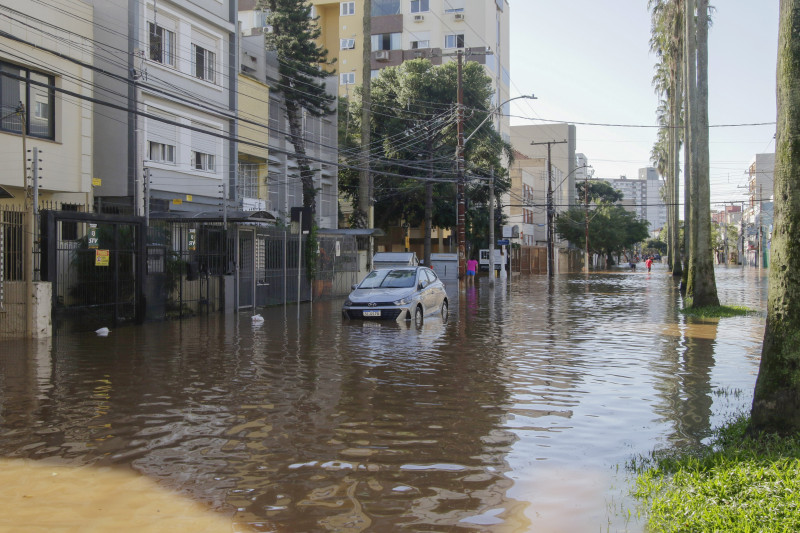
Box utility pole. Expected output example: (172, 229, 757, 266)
(530, 140, 567, 277)
(489, 168, 495, 286)
(361, 0, 373, 270)
(18, 103, 34, 337)
(456, 49, 465, 279)
(584, 170, 589, 274)
(443, 47, 493, 280)
(757, 184, 763, 269)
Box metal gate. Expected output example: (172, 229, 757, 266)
(238, 229, 255, 309)
(41, 210, 146, 333)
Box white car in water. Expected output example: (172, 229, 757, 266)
(342, 267, 448, 325)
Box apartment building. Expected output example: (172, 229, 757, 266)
(0, 0, 94, 210)
(638, 167, 666, 234)
(508, 151, 546, 246)
(238, 36, 271, 213)
(298, 0, 511, 140)
(236, 22, 339, 228)
(89, 0, 238, 216)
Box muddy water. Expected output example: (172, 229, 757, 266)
(0, 265, 767, 532)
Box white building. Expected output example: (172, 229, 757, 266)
(601, 168, 666, 236)
(90, 0, 238, 216)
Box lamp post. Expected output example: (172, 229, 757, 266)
(457, 93, 536, 280)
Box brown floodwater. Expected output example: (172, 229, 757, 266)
(0, 264, 768, 532)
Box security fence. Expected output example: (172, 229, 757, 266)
(0, 204, 362, 337)
(0, 206, 25, 337)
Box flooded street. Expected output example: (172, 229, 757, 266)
(0, 265, 767, 532)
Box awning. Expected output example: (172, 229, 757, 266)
(149, 210, 276, 223)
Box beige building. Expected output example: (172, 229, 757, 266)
(508, 151, 546, 246)
(305, 0, 511, 140)
(0, 0, 94, 210)
(238, 37, 272, 212)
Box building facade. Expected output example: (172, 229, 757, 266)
(508, 151, 546, 246)
(237, 28, 340, 228)
(303, 0, 511, 140)
(90, 0, 238, 216)
(0, 0, 95, 210)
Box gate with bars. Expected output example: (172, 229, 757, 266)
(40, 210, 146, 333)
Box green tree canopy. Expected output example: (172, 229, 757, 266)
(555, 205, 650, 265)
(340, 59, 512, 255)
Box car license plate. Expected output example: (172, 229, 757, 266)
(363, 310, 381, 317)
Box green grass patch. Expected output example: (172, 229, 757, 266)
(680, 304, 754, 318)
(632, 413, 800, 532)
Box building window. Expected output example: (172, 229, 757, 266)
(148, 23, 176, 66)
(254, 8, 270, 27)
(443, 0, 465, 12)
(411, 39, 430, 49)
(340, 2, 355, 15)
(0, 62, 55, 140)
(372, 33, 401, 51)
(410, 0, 429, 13)
(445, 33, 464, 49)
(372, 0, 400, 16)
(148, 141, 175, 163)
(238, 162, 258, 199)
(340, 72, 355, 85)
(191, 44, 216, 83)
(340, 38, 356, 50)
(192, 151, 215, 171)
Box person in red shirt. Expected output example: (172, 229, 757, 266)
(645, 256, 653, 273)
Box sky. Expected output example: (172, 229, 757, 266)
(507, 0, 780, 208)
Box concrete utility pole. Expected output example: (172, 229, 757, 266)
(584, 170, 590, 274)
(489, 168, 495, 286)
(18, 103, 34, 337)
(456, 49, 465, 279)
(530, 140, 567, 277)
(361, 0, 373, 269)
(444, 47, 494, 280)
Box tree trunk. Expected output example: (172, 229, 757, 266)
(286, 101, 316, 213)
(671, 8, 684, 277)
(691, 0, 719, 307)
(750, 0, 800, 434)
(683, 0, 697, 294)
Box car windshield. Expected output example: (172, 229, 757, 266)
(358, 269, 417, 289)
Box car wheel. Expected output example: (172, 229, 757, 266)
(440, 299, 449, 321)
(414, 305, 424, 327)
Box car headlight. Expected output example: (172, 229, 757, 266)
(393, 297, 412, 306)
(344, 299, 353, 306)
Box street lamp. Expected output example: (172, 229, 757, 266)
(456, 93, 537, 280)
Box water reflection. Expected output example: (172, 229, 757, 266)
(0, 265, 767, 532)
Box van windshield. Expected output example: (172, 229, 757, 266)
(358, 269, 417, 289)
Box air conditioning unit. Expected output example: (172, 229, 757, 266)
(453, 13, 465, 21)
(376, 50, 390, 61)
(413, 14, 424, 22)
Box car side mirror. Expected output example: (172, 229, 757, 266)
(351, 283, 358, 290)
(418, 282, 424, 291)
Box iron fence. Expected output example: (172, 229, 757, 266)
(0, 206, 25, 337)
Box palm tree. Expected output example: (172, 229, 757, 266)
(649, 0, 684, 276)
(685, 0, 719, 306)
(749, 0, 800, 435)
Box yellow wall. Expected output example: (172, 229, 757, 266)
(238, 72, 270, 202)
(311, 0, 366, 96)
